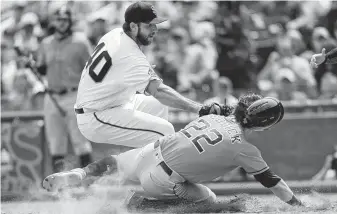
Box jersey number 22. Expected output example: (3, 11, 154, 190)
(181, 119, 223, 153)
(86, 42, 112, 83)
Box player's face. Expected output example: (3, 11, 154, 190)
(137, 23, 158, 46)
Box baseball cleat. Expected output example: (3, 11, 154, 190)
(42, 170, 83, 192)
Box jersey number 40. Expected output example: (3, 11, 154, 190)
(180, 119, 223, 154)
(86, 42, 112, 83)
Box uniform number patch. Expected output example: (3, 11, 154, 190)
(86, 42, 112, 83)
(180, 119, 223, 153)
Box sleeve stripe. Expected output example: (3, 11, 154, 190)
(247, 166, 269, 175)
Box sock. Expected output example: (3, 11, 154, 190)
(52, 155, 65, 173)
(79, 153, 92, 168)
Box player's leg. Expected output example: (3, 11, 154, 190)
(62, 92, 93, 167)
(42, 146, 146, 191)
(44, 95, 68, 172)
(77, 106, 175, 148)
(42, 155, 118, 192)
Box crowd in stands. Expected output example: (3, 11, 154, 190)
(1, 0, 337, 112)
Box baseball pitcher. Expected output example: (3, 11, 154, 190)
(74, 2, 219, 148)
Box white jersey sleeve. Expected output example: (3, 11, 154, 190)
(76, 28, 162, 111)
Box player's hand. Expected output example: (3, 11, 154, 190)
(199, 103, 233, 117)
(310, 48, 326, 68)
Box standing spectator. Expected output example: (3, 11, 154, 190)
(258, 36, 317, 98)
(35, 5, 93, 173)
(214, 1, 257, 91)
(182, 22, 219, 102)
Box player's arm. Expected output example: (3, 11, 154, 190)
(234, 146, 303, 206)
(324, 47, 337, 64)
(254, 170, 303, 206)
(310, 47, 337, 68)
(146, 80, 202, 113)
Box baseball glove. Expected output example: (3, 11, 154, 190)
(199, 103, 234, 117)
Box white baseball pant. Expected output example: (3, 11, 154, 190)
(76, 94, 175, 148)
(115, 141, 216, 202)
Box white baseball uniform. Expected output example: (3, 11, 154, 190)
(75, 28, 175, 148)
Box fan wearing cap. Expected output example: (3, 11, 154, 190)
(74, 2, 215, 150)
(43, 93, 304, 209)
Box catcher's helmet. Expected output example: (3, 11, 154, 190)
(244, 97, 284, 131)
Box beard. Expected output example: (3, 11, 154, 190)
(136, 28, 153, 46)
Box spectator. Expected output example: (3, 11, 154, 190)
(286, 1, 331, 30)
(267, 68, 308, 102)
(14, 12, 41, 56)
(166, 27, 191, 92)
(146, 24, 178, 89)
(2, 1, 26, 44)
(214, 1, 257, 91)
(204, 76, 238, 106)
(258, 36, 317, 98)
(302, 27, 335, 61)
(287, 29, 306, 56)
(323, 1, 337, 39)
(185, 21, 219, 102)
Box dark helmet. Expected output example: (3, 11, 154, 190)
(244, 97, 284, 131)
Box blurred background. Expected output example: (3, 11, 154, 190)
(1, 0, 337, 200)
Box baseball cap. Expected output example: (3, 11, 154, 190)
(124, 2, 167, 24)
(19, 12, 39, 27)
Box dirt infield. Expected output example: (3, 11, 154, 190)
(2, 192, 337, 214)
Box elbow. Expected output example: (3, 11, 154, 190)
(254, 169, 281, 188)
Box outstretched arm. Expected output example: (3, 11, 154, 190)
(254, 169, 303, 206)
(310, 48, 337, 68)
(146, 80, 202, 113)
